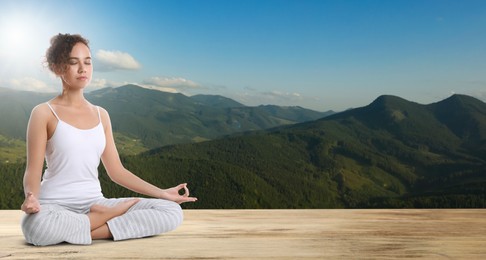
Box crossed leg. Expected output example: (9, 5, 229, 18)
(88, 198, 140, 239)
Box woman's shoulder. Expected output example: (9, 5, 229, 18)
(94, 104, 107, 111)
(30, 102, 52, 117)
(27, 102, 56, 127)
(95, 105, 109, 117)
(95, 105, 112, 127)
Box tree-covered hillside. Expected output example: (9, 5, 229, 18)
(1, 94, 484, 209)
(0, 85, 331, 162)
(87, 85, 333, 148)
(99, 94, 486, 208)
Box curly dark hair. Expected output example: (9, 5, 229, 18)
(45, 33, 90, 74)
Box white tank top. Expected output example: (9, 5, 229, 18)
(39, 103, 106, 210)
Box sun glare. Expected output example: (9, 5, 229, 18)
(0, 13, 44, 62)
(4, 24, 28, 49)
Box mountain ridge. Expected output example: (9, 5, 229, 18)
(190, 94, 245, 108)
(0, 84, 331, 160)
(1, 89, 484, 208)
(93, 93, 483, 208)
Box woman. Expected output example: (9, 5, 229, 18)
(20, 33, 197, 246)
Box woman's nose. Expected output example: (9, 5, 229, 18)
(78, 64, 86, 73)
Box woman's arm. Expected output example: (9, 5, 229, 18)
(21, 105, 50, 213)
(99, 108, 197, 204)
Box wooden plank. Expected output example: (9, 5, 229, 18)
(1, 209, 485, 259)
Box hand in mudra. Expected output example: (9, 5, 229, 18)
(163, 183, 197, 204)
(21, 192, 40, 214)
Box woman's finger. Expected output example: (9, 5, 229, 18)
(183, 184, 190, 197)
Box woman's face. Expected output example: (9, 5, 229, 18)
(59, 42, 92, 90)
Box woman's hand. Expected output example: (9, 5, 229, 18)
(21, 192, 40, 214)
(161, 183, 197, 204)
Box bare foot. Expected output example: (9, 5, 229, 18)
(88, 199, 140, 230)
(90, 199, 140, 216)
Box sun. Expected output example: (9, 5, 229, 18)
(0, 13, 43, 62)
(3, 24, 29, 50)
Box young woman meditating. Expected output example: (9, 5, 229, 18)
(21, 33, 197, 246)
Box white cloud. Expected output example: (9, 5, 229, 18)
(4, 77, 56, 92)
(86, 76, 200, 94)
(141, 76, 200, 93)
(139, 85, 179, 93)
(261, 90, 304, 102)
(88, 78, 132, 90)
(89, 78, 108, 89)
(95, 50, 141, 71)
(143, 76, 199, 88)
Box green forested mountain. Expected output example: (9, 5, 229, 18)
(190, 94, 245, 108)
(1, 92, 484, 209)
(97, 94, 486, 209)
(0, 88, 53, 139)
(87, 85, 332, 149)
(0, 85, 331, 161)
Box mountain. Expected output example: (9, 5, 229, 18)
(190, 94, 334, 121)
(428, 94, 486, 154)
(1, 93, 485, 209)
(0, 85, 331, 161)
(254, 104, 334, 123)
(0, 88, 53, 139)
(190, 94, 245, 108)
(323, 94, 485, 154)
(89, 94, 485, 209)
(86, 85, 332, 148)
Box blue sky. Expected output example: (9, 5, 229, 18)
(0, 0, 485, 111)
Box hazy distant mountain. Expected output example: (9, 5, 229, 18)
(190, 94, 245, 108)
(0, 87, 53, 139)
(0, 85, 332, 160)
(86, 84, 332, 148)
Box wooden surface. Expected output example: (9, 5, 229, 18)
(0, 209, 485, 259)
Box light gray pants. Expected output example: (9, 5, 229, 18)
(21, 198, 183, 246)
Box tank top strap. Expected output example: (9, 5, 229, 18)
(46, 102, 61, 121)
(96, 106, 102, 122)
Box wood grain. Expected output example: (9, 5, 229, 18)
(1, 209, 485, 259)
